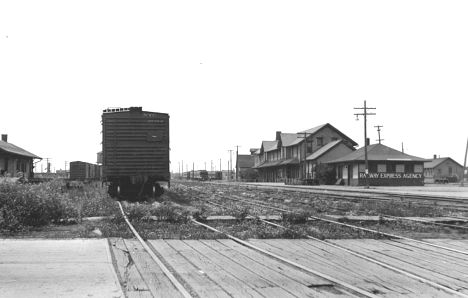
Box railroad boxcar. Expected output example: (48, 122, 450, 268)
(102, 107, 170, 200)
(69, 161, 101, 181)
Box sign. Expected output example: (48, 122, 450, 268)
(359, 172, 423, 179)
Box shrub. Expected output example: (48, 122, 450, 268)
(0, 181, 78, 232)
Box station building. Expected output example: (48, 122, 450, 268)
(424, 156, 464, 183)
(252, 124, 358, 183)
(0, 134, 41, 179)
(327, 143, 426, 186)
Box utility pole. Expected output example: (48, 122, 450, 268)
(297, 132, 309, 180)
(354, 100, 376, 189)
(235, 145, 240, 181)
(462, 137, 468, 187)
(219, 158, 222, 172)
(182, 160, 184, 179)
(228, 149, 234, 181)
(192, 162, 194, 179)
(374, 125, 383, 144)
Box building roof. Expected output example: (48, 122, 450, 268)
(237, 155, 254, 168)
(424, 157, 463, 169)
(0, 140, 41, 159)
(280, 133, 300, 147)
(306, 140, 342, 161)
(298, 123, 358, 147)
(262, 140, 279, 152)
(327, 143, 425, 163)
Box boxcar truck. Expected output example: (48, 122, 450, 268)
(102, 107, 170, 200)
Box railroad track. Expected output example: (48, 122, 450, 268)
(198, 195, 468, 297)
(210, 181, 468, 212)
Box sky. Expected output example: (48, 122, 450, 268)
(1, 0, 467, 174)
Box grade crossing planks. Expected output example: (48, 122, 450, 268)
(165, 239, 265, 297)
(124, 240, 184, 298)
(109, 238, 152, 297)
(148, 240, 231, 298)
(327, 239, 468, 294)
(249, 239, 452, 297)
(422, 239, 468, 253)
(199, 239, 347, 297)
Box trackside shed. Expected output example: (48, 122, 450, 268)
(327, 143, 426, 186)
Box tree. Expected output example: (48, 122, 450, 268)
(315, 163, 336, 185)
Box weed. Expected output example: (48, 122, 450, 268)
(282, 211, 311, 224)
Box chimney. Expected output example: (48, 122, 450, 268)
(1, 134, 7, 142)
(276, 131, 281, 141)
(433, 154, 437, 160)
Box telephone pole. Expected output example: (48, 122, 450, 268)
(374, 125, 383, 144)
(354, 100, 376, 189)
(235, 145, 240, 181)
(297, 132, 309, 180)
(462, 137, 468, 187)
(228, 150, 234, 181)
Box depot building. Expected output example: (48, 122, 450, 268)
(327, 143, 426, 186)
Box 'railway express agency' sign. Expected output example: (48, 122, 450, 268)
(359, 173, 423, 179)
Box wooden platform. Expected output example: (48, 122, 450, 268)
(109, 238, 468, 297)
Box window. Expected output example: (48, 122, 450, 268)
(306, 141, 313, 154)
(414, 164, 423, 173)
(358, 163, 366, 172)
(332, 137, 338, 141)
(377, 164, 387, 173)
(316, 137, 323, 146)
(448, 166, 452, 175)
(396, 164, 404, 173)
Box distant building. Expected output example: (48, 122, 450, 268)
(424, 156, 464, 183)
(327, 143, 426, 186)
(252, 123, 357, 183)
(236, 154, 256, 181)
(0, 134, 41, 179)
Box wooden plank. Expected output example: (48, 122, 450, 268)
(328, 239, 468, 293)
(337, 239, 468, 276)
(292, 240, 426, 296)
(108, 238, 151, 296)
(249, 239, 447, 297)
(166, 240, 264, 298)
(125, 240, 183, 298)
(201, 239, 347, 297)
(182, 240, 296, 298)
(423, 239, 468, 252)
(217, 239, 333, 286)
(149, 240, 230, 298)
(384, 240, 468, 266)
(391, 239, 468, 261)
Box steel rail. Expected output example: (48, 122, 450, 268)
(219, 195, 468, 257)
(260, 219, 468, 298)
(116, 201, 193, 298)
(190, 218, 379, 298)
(204, 196, 468, 297)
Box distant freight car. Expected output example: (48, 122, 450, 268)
(102, 107, 170, 200)
(69, 161, 101, 181)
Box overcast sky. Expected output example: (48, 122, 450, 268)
(1, 0, 467, 173)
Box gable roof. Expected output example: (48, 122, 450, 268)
(262, 140, 279, 152)
(280, 133, 300, 147)
(306, 140, 343, 161)
(0, 140, 41, 159)
(327, 143, 425, 163)
(237, 155, 254, 168)
(298, 123, 358, 147)
(424, 157, 463, 169)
